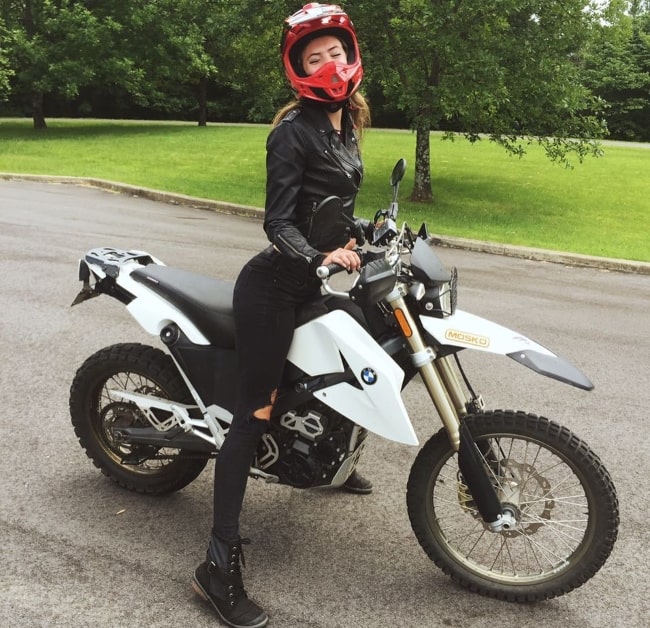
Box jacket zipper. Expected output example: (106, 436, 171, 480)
(307, 200, 319, 241)
(321, 129, 363, 185)
(277, 233, 314, 263)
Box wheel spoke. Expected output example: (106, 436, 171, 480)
(428, 425, 596, 580)
(93, 369, 177, 473)
(407, 411, 618, 600)
(70, 344, 209, 495)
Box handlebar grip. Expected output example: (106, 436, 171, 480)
(316, 263, 347, 279)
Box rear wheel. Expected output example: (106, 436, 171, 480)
(70, 343, 209, 494)
(407, 410, 619, 601)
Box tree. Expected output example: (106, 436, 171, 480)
(0, 19, 14, 101)
(180, 0, 291, 125)
(89, 0, 293, 126)
(2, 0, 297, 127)
(1, 0, 221, 127)
(583, 0, 650, 141)
(351, 0, 605, 201)
(107, 0, 219, 126)
(207, 0, 295, 123)
(2, 0, 127, 128)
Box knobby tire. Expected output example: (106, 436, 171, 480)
(406, 410, 619, 602)
(69, 343, 208, 494)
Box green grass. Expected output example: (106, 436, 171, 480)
(1, 118, 648, 261)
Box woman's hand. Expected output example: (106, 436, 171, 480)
(322, 239, 361, 272)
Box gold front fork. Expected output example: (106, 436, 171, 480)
(386, 286, 467, 451)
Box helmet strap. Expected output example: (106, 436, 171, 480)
(325, 100, 346, 113)
(302, 98, 347, 112)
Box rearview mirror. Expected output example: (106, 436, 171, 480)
(390, 158, 407, 187)
(389, 158, 406, 219)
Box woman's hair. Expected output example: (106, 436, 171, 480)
(272, 92, 371, 138)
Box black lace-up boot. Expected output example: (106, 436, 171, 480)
(192, 538, 268, 628)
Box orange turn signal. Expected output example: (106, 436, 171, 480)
(394, 308, 412, 338)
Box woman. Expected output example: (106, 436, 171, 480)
(192, 5, 373, 627)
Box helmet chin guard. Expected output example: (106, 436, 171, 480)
(281, 3, 363, 103)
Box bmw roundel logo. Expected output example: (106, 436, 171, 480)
(361, 368, 378, 385)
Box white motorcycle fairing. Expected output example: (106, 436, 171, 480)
(79, 248, 212, 345)
(421, 309, 593, 390)
(125, 279, 210, 345)
(287, 310, 418, 446)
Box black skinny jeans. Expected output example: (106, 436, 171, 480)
(211, 247, 321, 544)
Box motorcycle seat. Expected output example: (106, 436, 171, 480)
(131, 265, 236, 348)
(130, 265, 369, 350)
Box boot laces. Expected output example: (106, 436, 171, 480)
(229, 538, 249, 574)
(212, 538, 252, 607)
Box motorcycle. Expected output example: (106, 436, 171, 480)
(69, 159, 618, 602)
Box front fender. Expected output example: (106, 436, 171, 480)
(421, 309, 593, 390)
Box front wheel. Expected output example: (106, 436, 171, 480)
(70, 343, 209, 494)
(407, 410, 618, 601)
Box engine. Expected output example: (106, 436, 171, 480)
(254, 403, 366, 488)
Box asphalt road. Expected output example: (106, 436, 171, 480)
(1, 180, 648, 628)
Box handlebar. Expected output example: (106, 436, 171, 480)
(316, 263, 349, 279)
(317, 263, 352, 298)
(316, 222, 408, 299)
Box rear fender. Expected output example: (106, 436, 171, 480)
(79, 252, 210, 345)
(124, 285, 210, 345)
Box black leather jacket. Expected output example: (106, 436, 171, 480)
(263, 100, 364, 272)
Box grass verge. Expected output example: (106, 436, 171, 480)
(1, 118, 648, 261)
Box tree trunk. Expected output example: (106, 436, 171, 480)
(32, 90, 47, 129)
(197, 77, 207, 127)
(410, 119, 432, 202)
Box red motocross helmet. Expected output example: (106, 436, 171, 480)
(281, 3, 363, 103)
